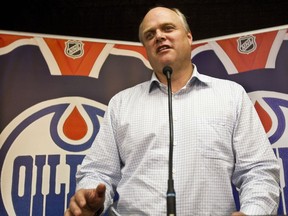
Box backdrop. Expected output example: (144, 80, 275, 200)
(0, 25, 288, 215)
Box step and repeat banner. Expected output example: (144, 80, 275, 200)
(0, 25, 287, 215)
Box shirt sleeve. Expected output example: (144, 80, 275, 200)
(75, 95, 122, 213)
(231, 86, 280, 215)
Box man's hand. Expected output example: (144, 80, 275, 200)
(64, 183, 106, 216)
(231, 211, 246, 216)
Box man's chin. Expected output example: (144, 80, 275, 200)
(159, 57, 174, 66)
(150, 57, 174, 71)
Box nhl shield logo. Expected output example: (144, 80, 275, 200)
(64, 40, 84, 59)
(237, 35, 257, 54)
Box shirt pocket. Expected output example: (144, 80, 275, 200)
(195, 117, 235, 165)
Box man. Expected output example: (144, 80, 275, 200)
(65, 7, 280, 216)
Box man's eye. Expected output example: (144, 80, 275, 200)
(146, 33, 154, 40)
(164, 26, 174, 31)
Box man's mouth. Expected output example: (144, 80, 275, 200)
(157, 45, 170, 53)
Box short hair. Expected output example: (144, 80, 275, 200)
(138, 7, 191, 43)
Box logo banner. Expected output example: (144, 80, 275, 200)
(0, 32, 152, 215)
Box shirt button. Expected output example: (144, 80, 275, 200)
(172, 169, 176, 174)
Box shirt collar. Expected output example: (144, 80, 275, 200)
(149, 64, 211, 93)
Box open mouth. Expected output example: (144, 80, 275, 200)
(157, 45, 170, 53)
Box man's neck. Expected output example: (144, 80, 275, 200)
(170, 64, 194, 93)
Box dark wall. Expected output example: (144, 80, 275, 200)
(1, 0, 288, 42)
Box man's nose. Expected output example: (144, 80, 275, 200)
(155, 30, 165, 42)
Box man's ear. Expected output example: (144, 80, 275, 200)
(187, 32, 193, 46)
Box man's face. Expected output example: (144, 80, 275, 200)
(140, 7, 193, 73)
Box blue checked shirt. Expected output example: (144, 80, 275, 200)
(76, 64, 280, 215)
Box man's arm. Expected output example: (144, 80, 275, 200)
(232, 88, 280, 215)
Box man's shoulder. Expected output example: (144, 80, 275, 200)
(111, 80, 151, 100)
(201, 73, 244, 89)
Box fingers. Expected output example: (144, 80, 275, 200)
(231, 211, 246, 216)
(64, 208, 74, 216)
(66, 185, 106, 216)
(85, 184, 106, 212)
(96, 183, 106, 199)
(67, 192, 86, 216)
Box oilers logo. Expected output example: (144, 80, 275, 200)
(0, 32, 152, 215)
(1, 26, 288, 215)
(0, 97, 106, 215)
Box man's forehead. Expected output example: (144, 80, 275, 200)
(144, 7, 178, 22)
(141, 8, 179, 29)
